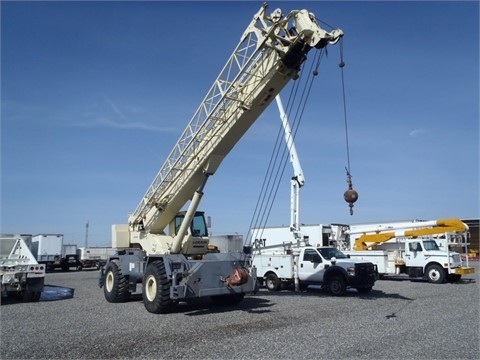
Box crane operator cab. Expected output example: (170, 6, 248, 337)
(172, 211, 208, 239)
(170, 211, 210, 256)
(112, 210, 210, 256)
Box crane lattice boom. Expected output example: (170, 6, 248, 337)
(128, 4, 343, 239)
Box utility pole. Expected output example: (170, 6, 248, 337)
(85, 221, 89, 248)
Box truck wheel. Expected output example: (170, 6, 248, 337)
(104, 259, 130, 303)
(426, 264, 446, 284)
(142, 260, 175, 314)
(327, 276, 347, 296)
(265, 273, 280, 291)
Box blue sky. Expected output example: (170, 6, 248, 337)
(1, 1, 478, 246)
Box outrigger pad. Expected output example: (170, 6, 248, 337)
(226, 267, 249, 287)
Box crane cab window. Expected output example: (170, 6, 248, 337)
(174, 212, 208, 237)
(191, 213, 208, 237)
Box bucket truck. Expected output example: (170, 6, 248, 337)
(341, 218, 475, 283)
(98, 3, 345, 313)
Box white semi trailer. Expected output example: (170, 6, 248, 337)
(77, 247, 117, 270)
(31, 234, 80, 271)
(0, 234, 45, 302)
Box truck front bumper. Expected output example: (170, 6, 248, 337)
(453, 267, 475, 275)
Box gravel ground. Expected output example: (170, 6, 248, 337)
(1, 262, 478, 360)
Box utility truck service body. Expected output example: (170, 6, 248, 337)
(341, 218, 475, 283)
(252, 224, 347, 249)
(99, 3, 345, 313)
(252, 244, 377, 296)
(0, 234, 45, 302)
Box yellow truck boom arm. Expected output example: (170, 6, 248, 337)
(352, 218, 468, 250)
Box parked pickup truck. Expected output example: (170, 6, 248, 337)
(252, 246, 378, 296)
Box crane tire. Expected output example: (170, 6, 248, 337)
(142, 260, 175, 314)
(327, 275, 347, 296)
(265, 273, 280, 291)
(103, 259, 130, 303)
(426, 264, 446, 284)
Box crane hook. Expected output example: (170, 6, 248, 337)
(343, 168, 358, 215)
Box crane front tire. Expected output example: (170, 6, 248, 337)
(142, 260, 175, 314)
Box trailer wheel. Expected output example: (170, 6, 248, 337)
(265, 273, 280, 291)
(426, 264, 446, 284)
(142, 260, 175, 314)
(103, 259, 130, 303)
(327, 276, 347, 296)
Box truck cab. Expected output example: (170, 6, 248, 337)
(403, 238, 470, 283)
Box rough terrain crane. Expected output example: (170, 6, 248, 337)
(99, 3, 344, 313)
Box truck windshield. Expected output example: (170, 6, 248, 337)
(423, 240, 440, 251)
(318, 248, 349, 260)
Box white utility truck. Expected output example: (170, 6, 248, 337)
(341, 218, 475, 283)
(99, 3, 345, 313)
(77, 247, 117, 270)
(252, 231, 378, 295)
(31, 234, 80, 271)
(1, 234, 45, 302)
